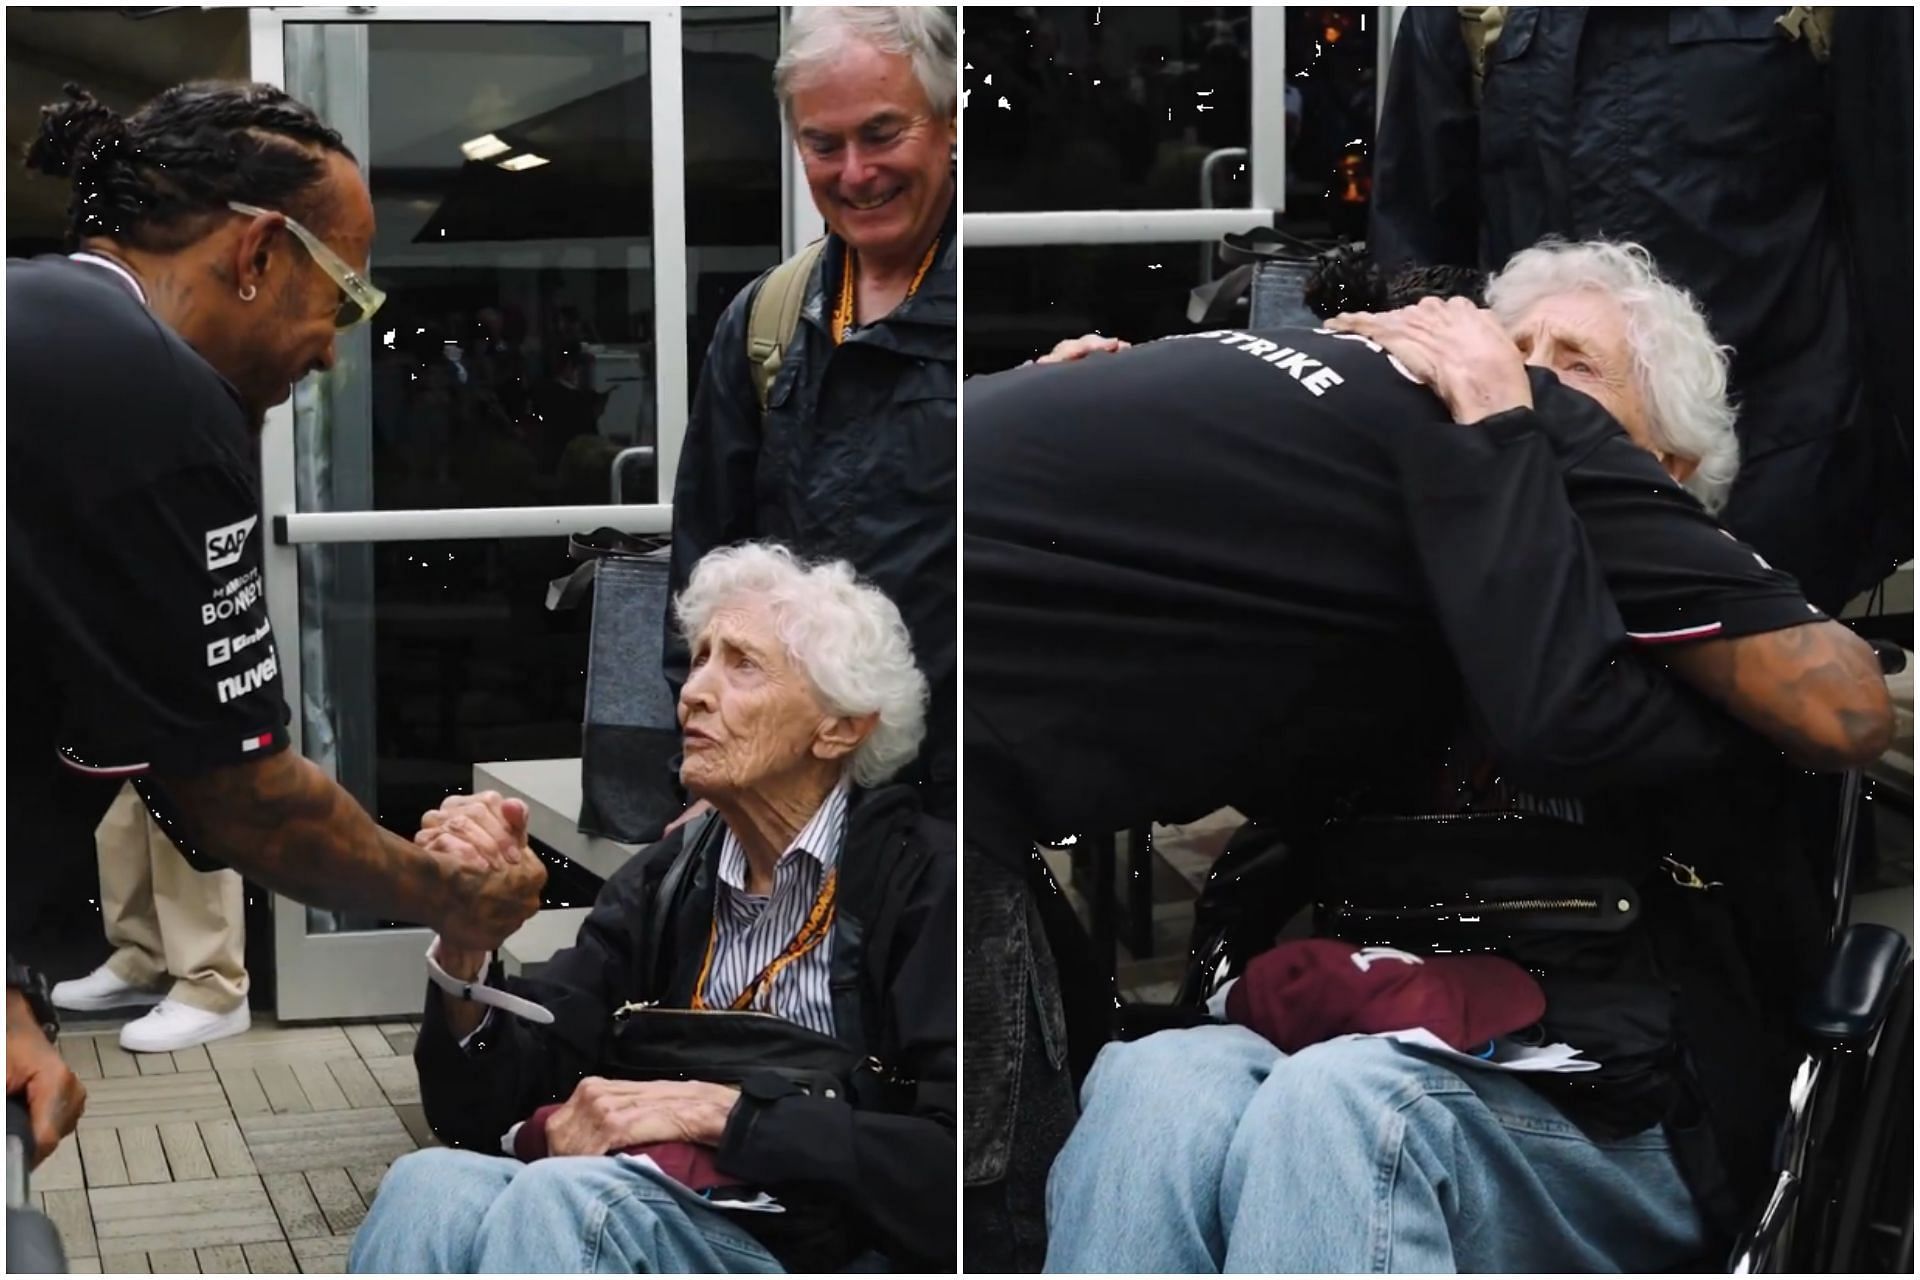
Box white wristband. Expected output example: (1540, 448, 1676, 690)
(425, 937, 555, 1025)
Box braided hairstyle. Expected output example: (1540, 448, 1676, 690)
(24, 81, 354, 252)
(1303, 244, 1488, 318)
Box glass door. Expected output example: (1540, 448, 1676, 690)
(962, 6, 1390, 374)
(248, 6, 785, 1019)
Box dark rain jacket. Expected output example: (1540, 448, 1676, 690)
(665, 202, 957, 816)
(1371, 6, 1912, 612)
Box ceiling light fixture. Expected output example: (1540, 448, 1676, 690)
(498, 153, 551, 172)
(461, 133, 511, 161)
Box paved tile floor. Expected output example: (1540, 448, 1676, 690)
(36, 1016, 436, 1274)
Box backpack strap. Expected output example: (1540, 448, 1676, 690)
(1776, 6, 1835, 63)
(746, 239, 828, 417)
(1457, 6, 1508, 106)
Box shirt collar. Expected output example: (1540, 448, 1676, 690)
(717, 777, 852, 893)
(69, 252, 148, 306)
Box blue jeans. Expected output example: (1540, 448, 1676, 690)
(1045, 1024, 1710, 1273)
(349, 1147, 785, 1274)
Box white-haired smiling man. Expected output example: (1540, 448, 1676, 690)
(352, 543, 955, 1275)
(666, 6, 957, 823)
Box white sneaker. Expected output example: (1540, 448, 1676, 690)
(118, 999, 251, 1053)
(50, 965, 164, 1012)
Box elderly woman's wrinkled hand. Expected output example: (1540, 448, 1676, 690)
(1034, 333, 1130, 365)
(417, 791, 545, 956)
(546, 1077, 743, 1155)
(417, 791, 527, 870)
(1327, 297, 1533, 426)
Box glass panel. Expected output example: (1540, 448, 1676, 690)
(962, 8, 1384, 376)
(964, 6, 1254, 213)
(289, 20, 659, 516)
(683, 7, 783, 387)
(294, 535, 607, 932)
(1275, 7, 1380, 243)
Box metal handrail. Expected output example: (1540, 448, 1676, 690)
(276, 504, 672, 545)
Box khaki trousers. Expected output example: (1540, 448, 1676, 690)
(97, 782, 248, 1013)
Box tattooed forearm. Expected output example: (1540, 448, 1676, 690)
(156, 751, 452, 928)
(1663, 620, 1894, 770)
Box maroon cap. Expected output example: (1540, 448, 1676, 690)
(514, 1104, 748, 1192)
(1223, 939, 1545, 1054)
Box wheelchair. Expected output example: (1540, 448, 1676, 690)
(1039, 743, 1910, 1275)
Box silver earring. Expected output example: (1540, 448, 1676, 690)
(239, 284, 258, 302)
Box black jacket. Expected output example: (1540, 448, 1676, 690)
(414, 785, 956, 1269)
(665, 203, 957, 816)
(1371, 6, 1912, 610)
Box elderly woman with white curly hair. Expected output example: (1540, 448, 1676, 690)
(351, 543, 955, 1275)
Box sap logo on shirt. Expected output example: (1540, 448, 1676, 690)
(205, 515, 260, 571)
(216, 648, 278, 705)
(206, 618, 272, 668)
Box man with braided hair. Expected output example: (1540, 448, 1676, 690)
(6, 81, 544, 1163)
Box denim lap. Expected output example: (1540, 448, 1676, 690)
(350, 1146, 784, 1274)
(1047, 1023, 1709, 1273)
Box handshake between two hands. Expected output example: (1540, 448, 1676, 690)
(415, 791, 545, 974)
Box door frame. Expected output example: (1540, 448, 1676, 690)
(249, 5, 691, 1020)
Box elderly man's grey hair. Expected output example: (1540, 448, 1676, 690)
(1486, 240, 1741, 513)
(774, 6, 958, 123)
(674, 542, 928, 789)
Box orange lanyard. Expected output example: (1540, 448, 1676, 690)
(691, 866, 839, 1015)
(832, 237, 941, 345)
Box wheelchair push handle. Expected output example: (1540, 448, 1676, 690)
(7, 1094, 33, 1209)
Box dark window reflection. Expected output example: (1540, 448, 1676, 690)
(684, 9, 784, 386)
(963, 7, 1380, 376)
(352, 24, 658, 511)
(1277, 7, 1379, 243)
(965, 7, 1254, 213)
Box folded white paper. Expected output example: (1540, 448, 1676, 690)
(1367, 1027, 1601, 1073)
(613, 1152, 787, 1213)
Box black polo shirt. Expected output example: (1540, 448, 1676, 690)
(963, 325, 1823, 845)
(7, 255, 290, 797)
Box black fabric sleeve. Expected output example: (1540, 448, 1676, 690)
(717, 855, 957, 1267)
(1391, 407, 1741, 793)
(662, 280, 769, 698)
(413, 843, 672, 1150)
(1528, 379, 1828, 643)
(1368, 7, 1484, 271)
(45, 464, 288, 775)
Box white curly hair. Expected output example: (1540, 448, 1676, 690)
(673, 542, 928, 789)
(1486, 239, 1741, 513)
(775, 6, 958, 123)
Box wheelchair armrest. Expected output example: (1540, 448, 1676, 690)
(1796, 923, 1912, 1043)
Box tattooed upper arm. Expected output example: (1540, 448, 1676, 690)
(1661, 620, 1895, 770)
(153, 750, 449, 926)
